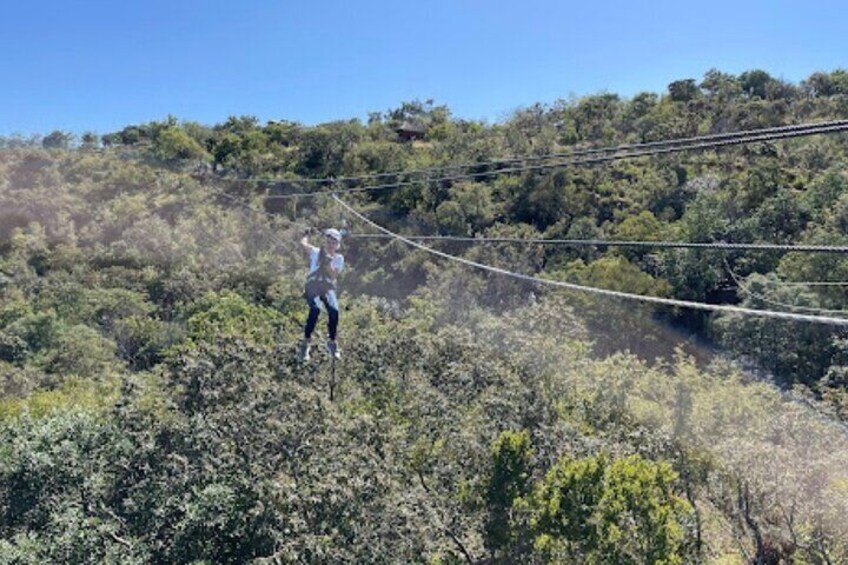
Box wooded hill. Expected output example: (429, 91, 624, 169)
(1, 68, 848, 563)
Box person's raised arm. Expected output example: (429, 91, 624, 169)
(300, 228, 315, 252)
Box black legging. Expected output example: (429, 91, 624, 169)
(304, 287, 339, 340)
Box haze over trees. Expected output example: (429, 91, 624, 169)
(1, 68, 848, 563)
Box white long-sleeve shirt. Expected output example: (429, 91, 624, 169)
(306, 246, 344, 279)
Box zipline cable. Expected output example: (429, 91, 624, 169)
(262, 122, 848, 199)
(212, 186, 309, 253)
(235, 120, 848, 186)
(210, 178, 848, 256)
(205, 167, 848, 257)
(334, 194, 848, 326)
(723, 258, 848, 316)
(204, 166, 848, 316)
(775, 281, 848, 287)
(347, 233, 848, 254)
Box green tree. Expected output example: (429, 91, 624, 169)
(531, 453, 691, 564)
(484, 429, 534, 559)
(804, 69, 848, 97)
(700, 69, 741, 101)
(448, 181, 496, 232)
(713, 273, 839, 385)
(41, 130, 72, 150)
(165, 291, 282, 414)
(154, 127, 209, 161)
(572, 94, 621, 141)
(79, 132, 99, 150)
(667, 79, 699, 103)
(739, 69, 775, 99)
(40, 325, 118, 380)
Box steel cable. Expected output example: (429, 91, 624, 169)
(334, 194, 848, 326)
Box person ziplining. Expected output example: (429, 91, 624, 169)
(298, 227, 345, 362)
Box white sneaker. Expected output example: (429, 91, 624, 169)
(326, 339, 341, 360)
(297, 340, 311, 362)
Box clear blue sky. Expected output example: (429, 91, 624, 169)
(1, 0, 845, 136)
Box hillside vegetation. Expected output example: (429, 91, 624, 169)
(1, 68, 848, 563)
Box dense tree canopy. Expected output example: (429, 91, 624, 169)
(1, 68, 848, 562)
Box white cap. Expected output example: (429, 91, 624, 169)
(323, 228, 342, 242)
